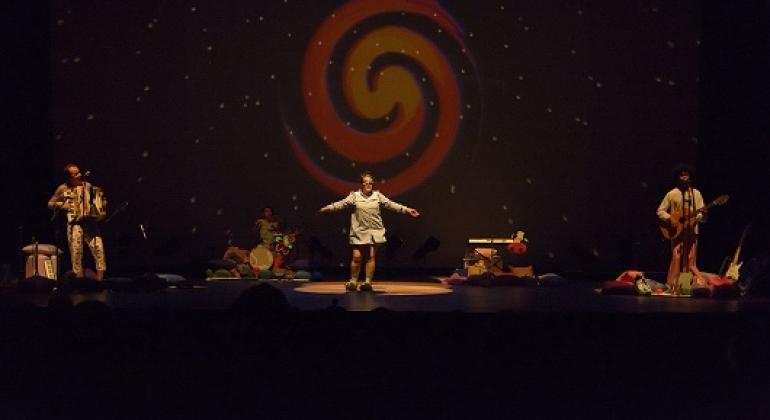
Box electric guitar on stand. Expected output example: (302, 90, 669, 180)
(723, 225, 750, 282)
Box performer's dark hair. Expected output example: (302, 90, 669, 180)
(63, 163, 78, 178)
(672, 163, 696, 182)
(262, 206, 273, 213)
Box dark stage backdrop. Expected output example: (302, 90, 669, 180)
(50, 0, 701, 274)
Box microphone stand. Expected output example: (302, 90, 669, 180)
(49, 181, 69, 283)
(51, 209, 63, 282)
(678, 183, 695, 294)
(684, 187, 691, 290)
(104, 201, 128, 224)
(33, 238, 40, 278)
(139, 222, 153, 275)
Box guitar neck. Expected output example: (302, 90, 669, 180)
(683, 198, 723, 220)
(731, 244, 742, 265)
(731, 226, 751, 264)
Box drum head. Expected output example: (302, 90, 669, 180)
(22, 244, 63, 256)
(249, 245, 273, 270)
(474, 248, 496, 260)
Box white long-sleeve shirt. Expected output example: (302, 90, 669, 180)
(323, 190, 407, 244)
(657, 187, 705, 234)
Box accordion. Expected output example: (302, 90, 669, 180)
(64, 183, 107, 222)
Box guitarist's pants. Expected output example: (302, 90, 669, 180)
(67, 219, 107, 274)
(667, 236, 703, 287)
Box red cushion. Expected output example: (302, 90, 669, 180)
(614, 270, 644, 284)
(602, 280, 636, 295)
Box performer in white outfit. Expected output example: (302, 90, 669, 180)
(656, 165, 705, 290)
(320, 172, 420, 291)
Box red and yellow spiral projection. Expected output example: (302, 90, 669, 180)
(289, 0, 470, 196)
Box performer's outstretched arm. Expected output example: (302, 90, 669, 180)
(378, 193, 420, 217)
(319, 192, 357, 213)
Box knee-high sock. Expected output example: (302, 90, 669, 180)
(350, 258, 362, 282)
(365, 258, 375, 282)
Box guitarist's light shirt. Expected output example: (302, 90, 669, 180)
(657, 188, 705, 235)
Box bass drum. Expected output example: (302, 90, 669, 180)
(249, 245, 274, 271)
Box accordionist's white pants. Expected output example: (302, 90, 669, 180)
(67, 220, 107, 274)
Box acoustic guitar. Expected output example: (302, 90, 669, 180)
(659, 194, 729, 240)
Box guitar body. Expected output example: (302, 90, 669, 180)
(659, 209, 703, 240)
(659, 211, 688, 240)
(725, 261, 743, 281)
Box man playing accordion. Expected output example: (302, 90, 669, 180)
(48, 163, 107, 281)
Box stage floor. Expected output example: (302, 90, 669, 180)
(2, 278, 770, 419)
(2, 278, 770, 313)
